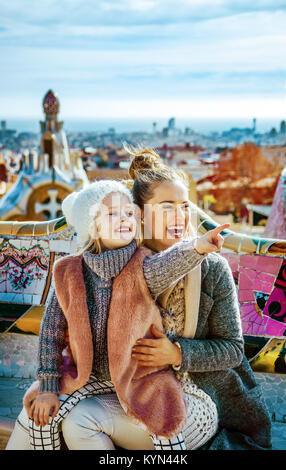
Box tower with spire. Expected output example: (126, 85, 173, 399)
(0, 90, 89, 222)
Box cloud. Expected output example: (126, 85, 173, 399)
(2, 94, 286, 120)
(2, 0, 286, 28)
(0, 1, 286, 118)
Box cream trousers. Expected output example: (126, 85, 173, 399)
(6, 389, 217, 450)
(6, 393, 155, 450)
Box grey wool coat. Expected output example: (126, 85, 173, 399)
(174, 253, 272, 450)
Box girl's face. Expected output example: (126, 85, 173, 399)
(91, 192, 138, 251)
(142, 180, 192, 252)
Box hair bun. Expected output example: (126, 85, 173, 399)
(125, 145, 162, 180)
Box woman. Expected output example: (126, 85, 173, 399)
(128, 147, 272, 450)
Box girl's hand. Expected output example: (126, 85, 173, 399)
(194, 223, 230, 254)
(23, 380, 40, 415)
(132, 325, 181, 368)
(29, 392, 60, 427)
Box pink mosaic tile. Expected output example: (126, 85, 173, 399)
(238, 289, 256, 302)
(239, 267, 275, 294)
(265, 317, 286, 337)
(221, 253, 239, 273)
(239, 267, 256, 289)
(252, 272, 276, 293)
(240, 302, 267, 335)
(240, 254, 283, 277)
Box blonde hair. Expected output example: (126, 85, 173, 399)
(72, 232, 143, 258)
(72, 237, 103, 257)
(71, 197, 143, 257)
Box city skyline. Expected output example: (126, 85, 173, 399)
(1, 1, 286, 119)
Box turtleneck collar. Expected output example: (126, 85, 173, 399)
(83, 240, 137, 280)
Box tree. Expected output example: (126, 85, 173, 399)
(217, 143, 275, 182)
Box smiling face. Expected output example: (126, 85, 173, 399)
(90, 192, 138, 251)
(142, 180, 192, 251)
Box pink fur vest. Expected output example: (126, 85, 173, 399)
(26, 246, 187, 438)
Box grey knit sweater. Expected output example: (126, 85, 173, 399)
(37, 239, 206, 392)
(163, 253, 272, 450)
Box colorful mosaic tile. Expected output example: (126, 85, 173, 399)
(221, 253, 240, 273)
(265, 317, 286, 337)
(240, 299, 286, 338)
(254, 292, 270, 313)
(238, 289, 256, 302)
(264, 287, 286, 324)
(274, 260, 286, 290)
(0, 240, 49, 298)
(240, 302, 268, 335)
(240, 254, 283, 276)
(221, 253, 286, 338)
(239, 267, 276, 294)
(250, 338, 286, 374)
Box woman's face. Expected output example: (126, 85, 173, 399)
(90, 192, 137, 251)
(142, 180, 192, 251)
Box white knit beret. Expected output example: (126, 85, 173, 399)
(62, 180, 133, 247)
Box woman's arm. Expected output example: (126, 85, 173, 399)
(133, 256, 244, 371)
(176, 256, 244, 372)
(143, 224, 229, 298)
(37, 286, 67, 393)
(143, 238, 207, 298)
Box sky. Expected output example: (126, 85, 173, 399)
(0, 0, 286, 120)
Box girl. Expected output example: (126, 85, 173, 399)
(6, 179, 228, 450)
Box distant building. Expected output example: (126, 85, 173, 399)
(269, 127, 277, 138)
(280, 120, 286, 135)
(168, 117, 175, 130)
(0, 120, 16, 140)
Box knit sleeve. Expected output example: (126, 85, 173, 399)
(176, 256, 244, 372)
(37, 286, 67, 393)
(143, 238, 207, 298)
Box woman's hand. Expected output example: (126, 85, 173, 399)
(194, 223, 230, 255)
(132, 324, 181, 368)
(29, 392, 60, 427)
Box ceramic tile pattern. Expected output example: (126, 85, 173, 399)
(0, 230, 75, 305)
(222, 253, 286, 339)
